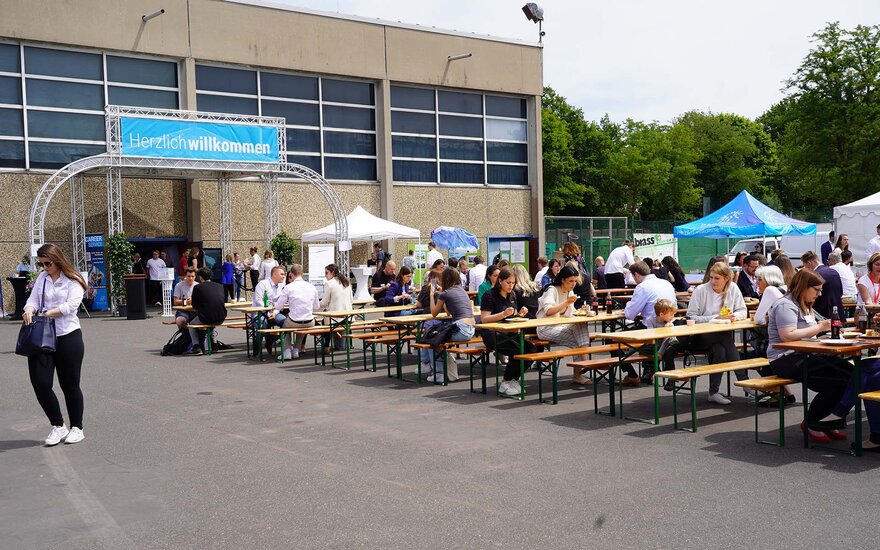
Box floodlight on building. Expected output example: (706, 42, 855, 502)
(142, 9, 165, 23)
(447, 53, 473, 62)
(521, 3, 545, 44)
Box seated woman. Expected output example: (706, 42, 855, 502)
(417, 267, 476, 384)
(477, 265, 500, 306)
(511, 264, 540, 319)
(752, 264, 795, 405)
(832, 312, 880, 451)
(768, 269, 852, 443)
(536, 266, 594, 386)
(320, 264, 353, 351)
(661, 256, 690, 293)
(541, 258, 561, 288)
(480, 268, 534, 397)
(686, 262, 749, 405)
(383, 266, 417, 315)
(856, 252, 880, 328)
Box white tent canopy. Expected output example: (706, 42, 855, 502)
(301, 205, 420, 242)
(834, 191, 880, 264)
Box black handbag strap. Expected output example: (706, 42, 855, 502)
(39, 277, 47, 313)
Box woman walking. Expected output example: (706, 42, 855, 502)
(22, 244, 88, 446)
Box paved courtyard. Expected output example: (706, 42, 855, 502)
(1, 314, 876, 549)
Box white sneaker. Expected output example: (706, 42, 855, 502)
(291, 348, 300, 359)
(414, 362, 433, 375)
(64, 427, 85, 444)
(498, 380, 513, 395)
(154, 301, 162, 307)
(508, 378, 522, 393)
(708, 392, 731, 405)
(501, 380, 521, 396)
(45, 425, 69, 446)
(743, 388, 755, 398)
(426, 374, 446, 383)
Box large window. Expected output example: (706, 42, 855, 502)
(390, 86, 529, 186)
(195, 65, 377, 182)
(0, 42, 180, 169)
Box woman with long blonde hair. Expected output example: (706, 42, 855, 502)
(22, 244, 88, 446)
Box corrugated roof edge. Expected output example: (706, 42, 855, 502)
(223, 0, 542, 49)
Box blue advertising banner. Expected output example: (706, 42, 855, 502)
(85, 233, 108, 311)
(120, 117, 280, 163)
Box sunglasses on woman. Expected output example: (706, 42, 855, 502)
(35, 261, 54, 268)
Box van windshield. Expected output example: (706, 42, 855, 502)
(729, 240, 777, 255)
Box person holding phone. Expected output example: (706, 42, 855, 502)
(536, 266, 594, 386)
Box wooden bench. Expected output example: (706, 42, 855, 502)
(736, 376, 798, 446)
(567, 354, 652, 415)
(512, 344, 628, 405)
(411, 337, 483, 385)
(655, 357, 770, 432)
(445, 344, 491, 394)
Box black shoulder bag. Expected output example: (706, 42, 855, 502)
(15, 278, 58, 357)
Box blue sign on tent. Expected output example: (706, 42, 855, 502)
(673, 190, 816, 239)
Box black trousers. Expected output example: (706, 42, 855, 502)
(28, 329, 85, 429)
(250, 269, 259, 290)
(691, 332, 746, 394)
(149, 280, 161, 304)
(224, 283, 235, 302)
(605, 272, 626, 289)
(480, 330, 536, 381)
(771, 352, 851, 424)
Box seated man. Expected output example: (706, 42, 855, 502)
(188, 267, 227, 354)
(252, 265, 287, 356)
(274, 264, 319, 360)
(173, 267, 198, 332)
(370, 260, 397, 305)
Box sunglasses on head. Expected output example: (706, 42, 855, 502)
(35, 261, 54, 268)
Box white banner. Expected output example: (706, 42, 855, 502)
(633, 233, 677, 262)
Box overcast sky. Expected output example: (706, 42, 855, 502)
(268, 0, 880, 124)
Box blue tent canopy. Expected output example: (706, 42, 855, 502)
(673, 190, 816, 239)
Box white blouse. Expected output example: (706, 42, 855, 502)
(320, 277, 354, 312)
(24, 271, 84, 336)
(537, 285, 575, 318)
(259, 259, 278, 281)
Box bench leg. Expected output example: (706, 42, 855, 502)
(551, 360, 559, 405)
(690, 378, 698, 432)
(481, 353, 488, 394)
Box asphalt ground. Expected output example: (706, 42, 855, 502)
(0, 313, 876, 549)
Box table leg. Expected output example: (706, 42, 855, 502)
(854, 354, 863, 457)
(518, 330, 525, 400)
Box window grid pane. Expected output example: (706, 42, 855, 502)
(0, 139, 25, 167)
(24, 46, 102, 80)
(0, 43, 20, 73)
(324, 157, 376, 181)
(440, 162, 484, 184)
(108, 86, 178, 109)
(0, 108, 24, 136)
(27, 110, 104, 141)
(195, 65, 257, 95)
(261, 72, 318, 100)
(26, 79, 104, 110)
(0, 76, 21, 104)
(393, 160, 436, 182)
(321, 79, 374, 105)
(107, 56, 177, 87)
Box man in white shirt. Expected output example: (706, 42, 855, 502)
(275, 264, 319, 360)
(533, 256, 549, 285)
(146, 250, 166, 306)
(253, 265, 287, 356)
(604, 240, 635, 288)
(173, 267, 198, 330)
(866, 224, 880, 264)
(426, 241, 443, 269)
(247, 246, 261, 292)
(828, 251, 857, 297)
(468, 255, 487, 293)
(624, 261, 677, 327)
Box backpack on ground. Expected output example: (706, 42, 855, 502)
(161, 329, 192, 356)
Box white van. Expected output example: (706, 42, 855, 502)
(779, 231, 831, 266)
(725, 238, 779, 264)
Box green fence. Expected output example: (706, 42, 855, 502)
(546, 217, 730, 273)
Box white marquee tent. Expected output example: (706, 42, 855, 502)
(834, 191, 880, 263)
(302, 205, 420, 242)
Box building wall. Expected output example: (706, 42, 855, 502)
(0, 0, 543, 310)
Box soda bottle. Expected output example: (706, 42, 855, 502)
(591, 294, 599, 313)
(605, 294, 613, 313)
(831, 306, 841, 339)
(858, 305, 868, 334)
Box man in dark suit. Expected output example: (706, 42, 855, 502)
(801, 251, 843, 320)
(736, 254, 761, 299)
(821, 230, 835, 265)
(188, 267, 227, 354)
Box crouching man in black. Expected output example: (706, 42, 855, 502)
(187, 267, 227, 354)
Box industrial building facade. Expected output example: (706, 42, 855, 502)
(0, 0, 543, 308)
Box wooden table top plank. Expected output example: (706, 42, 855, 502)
(476, 312, 624, 333)
(315, 304, 415, 318)
(596, 320, 758, 343)
(773, 339, 880, 355)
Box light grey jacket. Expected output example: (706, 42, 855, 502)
(686, 282, 747, 323)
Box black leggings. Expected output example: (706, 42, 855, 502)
(28, 329, 84, 429)
(250, 269, 259, 291)
(691, 331, 746, 394)
(771, 352, 851, 424)
(224, 283, 235, 302)
(480, 330, 536, 381)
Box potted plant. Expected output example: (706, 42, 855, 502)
(270, 230, 298, 268)
(106, 232, 134, 316)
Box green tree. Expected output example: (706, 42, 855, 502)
(769, 22, 880, 211)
